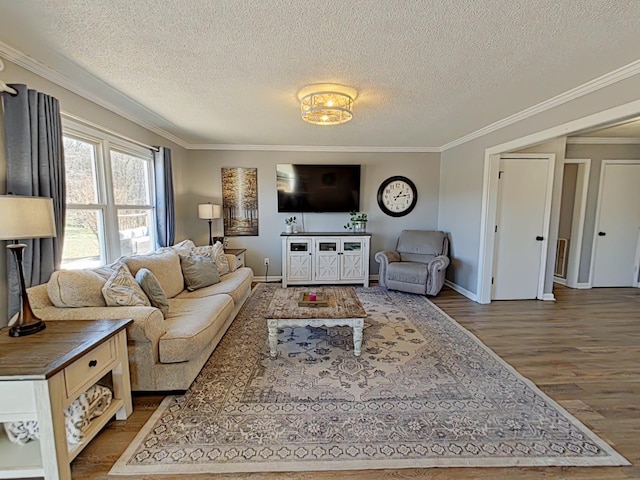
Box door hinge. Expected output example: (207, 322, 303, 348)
(494, 225, 498, 233)
(498, 170, 504, 179)
(491, 277, 494, 285)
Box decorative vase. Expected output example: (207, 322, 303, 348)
(353, 221, 366, 233)
(285, 224, 293, 234)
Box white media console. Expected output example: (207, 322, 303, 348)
(281, 232, 371, 287)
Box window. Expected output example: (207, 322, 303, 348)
(61, 122, 155, 269)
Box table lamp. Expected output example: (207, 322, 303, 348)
(197, 203, 222, 246)
(0, 195, 57, 337)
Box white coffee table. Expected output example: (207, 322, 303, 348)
(266, 287, 367, 357)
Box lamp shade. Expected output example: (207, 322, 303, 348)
(198, 203, 222, 220)
(0, 196, 57, 240)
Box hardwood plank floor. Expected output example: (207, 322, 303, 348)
(70, 285, 640, 480)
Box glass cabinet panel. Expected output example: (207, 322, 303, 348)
(343, 242, 362, 252)
(318, 242, 338, 252)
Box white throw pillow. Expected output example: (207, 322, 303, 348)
(192, 243, 230, 276)
(102, 263, 150, 307)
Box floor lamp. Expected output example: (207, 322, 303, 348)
(0, 195, 57, 337)
(198, 203, 222, 246)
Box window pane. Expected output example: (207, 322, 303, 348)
(63, 137, 99, 204)
(111, 151, 150, 205)
(118, 209, 153, 256)
(62, 209, 103, 269)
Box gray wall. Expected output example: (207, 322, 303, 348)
(565, 143, 640, 283)
(438, 73, 640, 297)
(177, 151, 440, 277)
(558, 164, 578, 241)
(0, 58, 188, 327)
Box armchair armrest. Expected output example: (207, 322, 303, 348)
(374, 251, 401, 288)
(426, 255, 450, 295)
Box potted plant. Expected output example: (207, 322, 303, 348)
(285, 216, 297, 234)
(344, 211, 367, 233)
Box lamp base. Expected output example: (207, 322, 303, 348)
(9, 319, 46, 337)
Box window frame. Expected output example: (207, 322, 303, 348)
(62, 119, 156, 267)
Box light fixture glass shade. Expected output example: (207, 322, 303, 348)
(198, 203, 222, 220)
(0, 196, 57, 240)
(298, 84, 357, 126)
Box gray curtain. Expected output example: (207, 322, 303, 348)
(2, 84, 66, 319)
(154, 146, 175, 247)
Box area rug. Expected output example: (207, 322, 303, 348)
(111, 285, 629, 475)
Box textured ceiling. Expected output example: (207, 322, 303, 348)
(1, 0, 640, 148)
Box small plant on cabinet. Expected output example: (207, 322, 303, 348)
(344, 211, 367, 232)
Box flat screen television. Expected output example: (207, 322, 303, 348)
(277, 164, 361, 213)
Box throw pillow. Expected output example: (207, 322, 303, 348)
(102, 263, 150, 307)
(135, 268, 170, 318)
(179, 252, 220, 291)
(47, 266, 113, 308)
(212, 242, 230, 275)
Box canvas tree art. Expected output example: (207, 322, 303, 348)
(222, 167, 258, 236)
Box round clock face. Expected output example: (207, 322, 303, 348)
(377, 176, 418, 217)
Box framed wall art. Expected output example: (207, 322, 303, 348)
(222, 167, 258, 236)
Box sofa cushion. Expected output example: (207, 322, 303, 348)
(47, 267, 113, 308)
(386, 262, 428, 285)
(135, 268, 169, 318)
(102, 263, 150, 307)
(179, 252, 220, 291)
(159, 295, 234, 364)
(124, 250, 184, 298)
(175, 267, 252, 304)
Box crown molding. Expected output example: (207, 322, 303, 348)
(566, 136, 640, 144)
(440, 59, 640, 152)
(0, 41, 189, 149)
(186, 143, 441, 152)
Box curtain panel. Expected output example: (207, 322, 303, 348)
(154, 146, 175, 247)
(2, 84, 66, 319)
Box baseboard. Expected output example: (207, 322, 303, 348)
(254, 276, 282, 283)
(369, 274, 379, 282)
(553, 276, 567, 286)
(573, 282, 592, 289)
(541, 293, 556, 301)
(444, 280, 478, 302)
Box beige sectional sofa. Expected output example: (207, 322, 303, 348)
(27, 241, 254, 391)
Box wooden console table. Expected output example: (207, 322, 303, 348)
(0, 319, 133, 480)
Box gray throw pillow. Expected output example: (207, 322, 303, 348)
(179, 252, 220, 291)
(135, 268, 169, 318)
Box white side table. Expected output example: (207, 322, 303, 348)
(0, 319, 133, 480)
(225, 248, 246, 269)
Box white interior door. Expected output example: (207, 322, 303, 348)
(592, 162, 640, 287)
(492, 156, 553, 300)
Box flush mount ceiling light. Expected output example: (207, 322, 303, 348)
(298, 84, 357, 126)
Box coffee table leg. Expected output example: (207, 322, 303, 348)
(267, 319, 278, 358)
(353, 318, 364, 356)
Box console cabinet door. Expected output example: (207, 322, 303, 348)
(340, 239, 365, 281)
(315, 239, 339, 281)
(287, 238, 312, 281)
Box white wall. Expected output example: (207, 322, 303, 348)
(565, 143, 640, 283)
(439, 73, 640, 297)
(178, 151, 440, 276)
(0, 58, 188, 327)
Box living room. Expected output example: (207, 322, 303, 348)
(1, 2, 639, 479)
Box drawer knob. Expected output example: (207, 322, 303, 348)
(88, 359, 98, 367)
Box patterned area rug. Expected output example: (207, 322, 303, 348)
(111, 285, 628, 475)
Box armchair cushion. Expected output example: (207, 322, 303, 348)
(397, 230, 447, 263)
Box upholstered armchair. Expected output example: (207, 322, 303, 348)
(375, 230, 450, 296)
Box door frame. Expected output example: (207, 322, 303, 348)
(562, 159, 591, 289)
(589, 159, 640, 287)
(491, 154, 555, 300)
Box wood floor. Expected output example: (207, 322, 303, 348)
(70, 285, 640, 480)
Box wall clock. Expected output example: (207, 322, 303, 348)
(377, 176, 418, 217)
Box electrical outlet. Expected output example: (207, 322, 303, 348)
(264, 257, 270, 265)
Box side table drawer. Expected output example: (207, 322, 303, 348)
(64, 338, 115, 398)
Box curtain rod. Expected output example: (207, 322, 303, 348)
(62, 112, 160, 152)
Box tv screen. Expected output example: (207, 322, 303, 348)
(277, 164, 361, 213)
